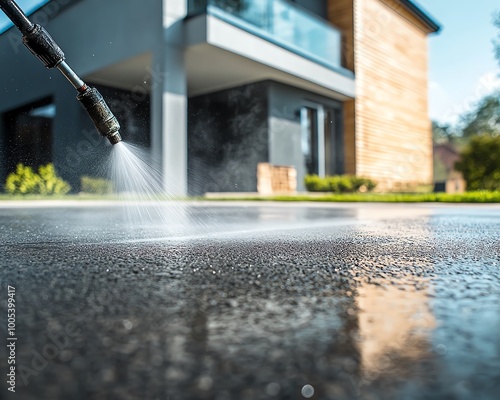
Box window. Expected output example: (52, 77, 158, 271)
(2, 99, 55, 174)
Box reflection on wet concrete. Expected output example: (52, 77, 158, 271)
(0, 203, 499, 399)
(172, 273, 442, 399)
(357, 283, 436, 378)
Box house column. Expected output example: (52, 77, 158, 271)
(151, 0, 188, 196)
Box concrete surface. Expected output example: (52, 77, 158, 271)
(0, 202, 499, 400)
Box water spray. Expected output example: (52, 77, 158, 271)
(0, 0, 122, 145)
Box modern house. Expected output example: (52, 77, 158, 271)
(0, 0, 440, 195)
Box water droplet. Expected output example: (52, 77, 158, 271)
(123, 319, 133, 330)
(301, 384, 314, 398)
(197, 376, 212, 391)
(266, 382, 280, 396)
(435, 344, 447, 355)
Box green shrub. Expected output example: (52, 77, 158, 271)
(455, 135, 500, 191)
(80, 176, 114, 194)
(37, 164, 71, 195)
(332, 175, 353, 192)
(5, 164, 41, 195)
(304, 175, 330, 192)
(305, 174, 377, 193)
(4, 163, 71, 195)
(350, 176, 377, 192)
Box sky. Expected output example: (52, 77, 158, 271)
(0, 0, 49, 32)
(1, 0, 499, 126)
(416, 0, 500, 125)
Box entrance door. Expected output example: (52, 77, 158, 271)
(301, 104, 343, 177)
(301, 106, 319, 175)
(324, 107, 344, 176)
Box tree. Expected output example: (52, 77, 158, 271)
(214, 0, 248, 13)
(459, 94, 500, 138)
(432, 121, 456, 144)
(455, 135, 500, 191)
(191, 0, 247, 13)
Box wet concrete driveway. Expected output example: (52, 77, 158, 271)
(0, 202, 499, 400)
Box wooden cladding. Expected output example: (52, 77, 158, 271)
(328, 0, 433, 190)
(328, 0, 355, 71)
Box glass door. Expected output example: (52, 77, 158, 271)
(301, 106, 319, 175)
(301, 104, 343, 177)
(324, 107, 344, 175)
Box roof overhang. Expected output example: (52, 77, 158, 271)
(399, 0, 441, 33)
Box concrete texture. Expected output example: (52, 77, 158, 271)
(0, 202, 499, 400)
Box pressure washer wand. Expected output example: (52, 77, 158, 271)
(0, 0, 122, 145)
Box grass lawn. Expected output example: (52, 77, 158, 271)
(0, 192, 499, 203)
(0, 194, 198, 202)
(0, 194, 120, 201)
(204, 191, 500, 203)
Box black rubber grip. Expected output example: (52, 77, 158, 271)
(77, 87, 121, 139)
(22, 24, 65, 69)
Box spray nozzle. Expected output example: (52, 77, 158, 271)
(77, 87, 122, 145)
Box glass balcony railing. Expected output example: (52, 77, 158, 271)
(188, 0, 343, 71)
